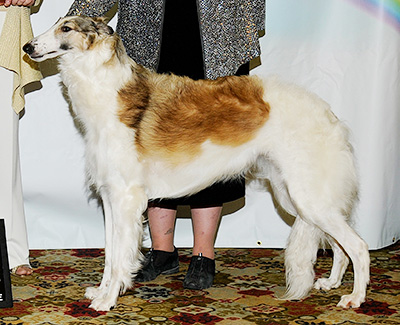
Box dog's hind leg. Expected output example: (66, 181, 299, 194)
(282, 216, 323, 300)
(264, 163, 323, 300)
(312, 215, 369, 308)
(89, 186, 147, 311)
(314, 236, 349, 292)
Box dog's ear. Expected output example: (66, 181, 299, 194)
(91, 17, 114, 35)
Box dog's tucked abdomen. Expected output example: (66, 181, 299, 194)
(118, 73, 270, 164)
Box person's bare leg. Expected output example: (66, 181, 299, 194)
(135, 207, 179, 282)
(182, 206, 222, 289)
(191, 206, 222, 259)
(147, 207, 177, 252)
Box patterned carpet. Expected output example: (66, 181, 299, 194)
(2, 241, 399, 325)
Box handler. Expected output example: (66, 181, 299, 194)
(67, 0, 265, 290)
(0, 0, 42, 276)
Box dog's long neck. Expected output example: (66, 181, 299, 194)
(59, 35, 139, 125)
(60, 35, 133, 88)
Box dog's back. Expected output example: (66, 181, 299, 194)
(119, 73, 270, 162)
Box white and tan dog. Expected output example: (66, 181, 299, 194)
(24, 16, 369, 311)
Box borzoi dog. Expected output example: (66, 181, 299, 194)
(24, 16, 370, 311)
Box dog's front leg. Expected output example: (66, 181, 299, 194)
(89, 185, 147, 311)
(85, 190, 114, 301)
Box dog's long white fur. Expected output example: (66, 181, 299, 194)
(24, 16, 370, 311)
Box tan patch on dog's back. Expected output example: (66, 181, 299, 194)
(119, 72, 270, 164)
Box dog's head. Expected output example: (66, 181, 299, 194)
(23, 16, 114, 62)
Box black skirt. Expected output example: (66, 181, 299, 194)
(150, 0, 246, 209)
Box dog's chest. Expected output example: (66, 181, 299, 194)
(84, 124, 140, 185)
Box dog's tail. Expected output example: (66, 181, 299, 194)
(281, 216, 323, 300)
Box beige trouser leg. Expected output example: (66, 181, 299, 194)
(0, 11, 30, 270)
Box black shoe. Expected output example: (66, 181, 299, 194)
(183, 253, 215, 290)
(135, 247, 179, 282)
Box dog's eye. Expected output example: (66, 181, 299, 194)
(61, 26, 72, 33)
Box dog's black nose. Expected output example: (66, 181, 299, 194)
(23, 42, 35, 55)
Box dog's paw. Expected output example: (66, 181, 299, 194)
(85, 287, 101, 300)
(337, 294, 364, 309)
(89, 295, 116, 311)
(314, 278, 340, 291)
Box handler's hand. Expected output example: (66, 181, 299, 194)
(3, 0, 35, 7)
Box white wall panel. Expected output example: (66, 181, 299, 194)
(21, 0, 400, 250)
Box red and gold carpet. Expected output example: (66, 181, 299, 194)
(2, 241, 399, 324)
